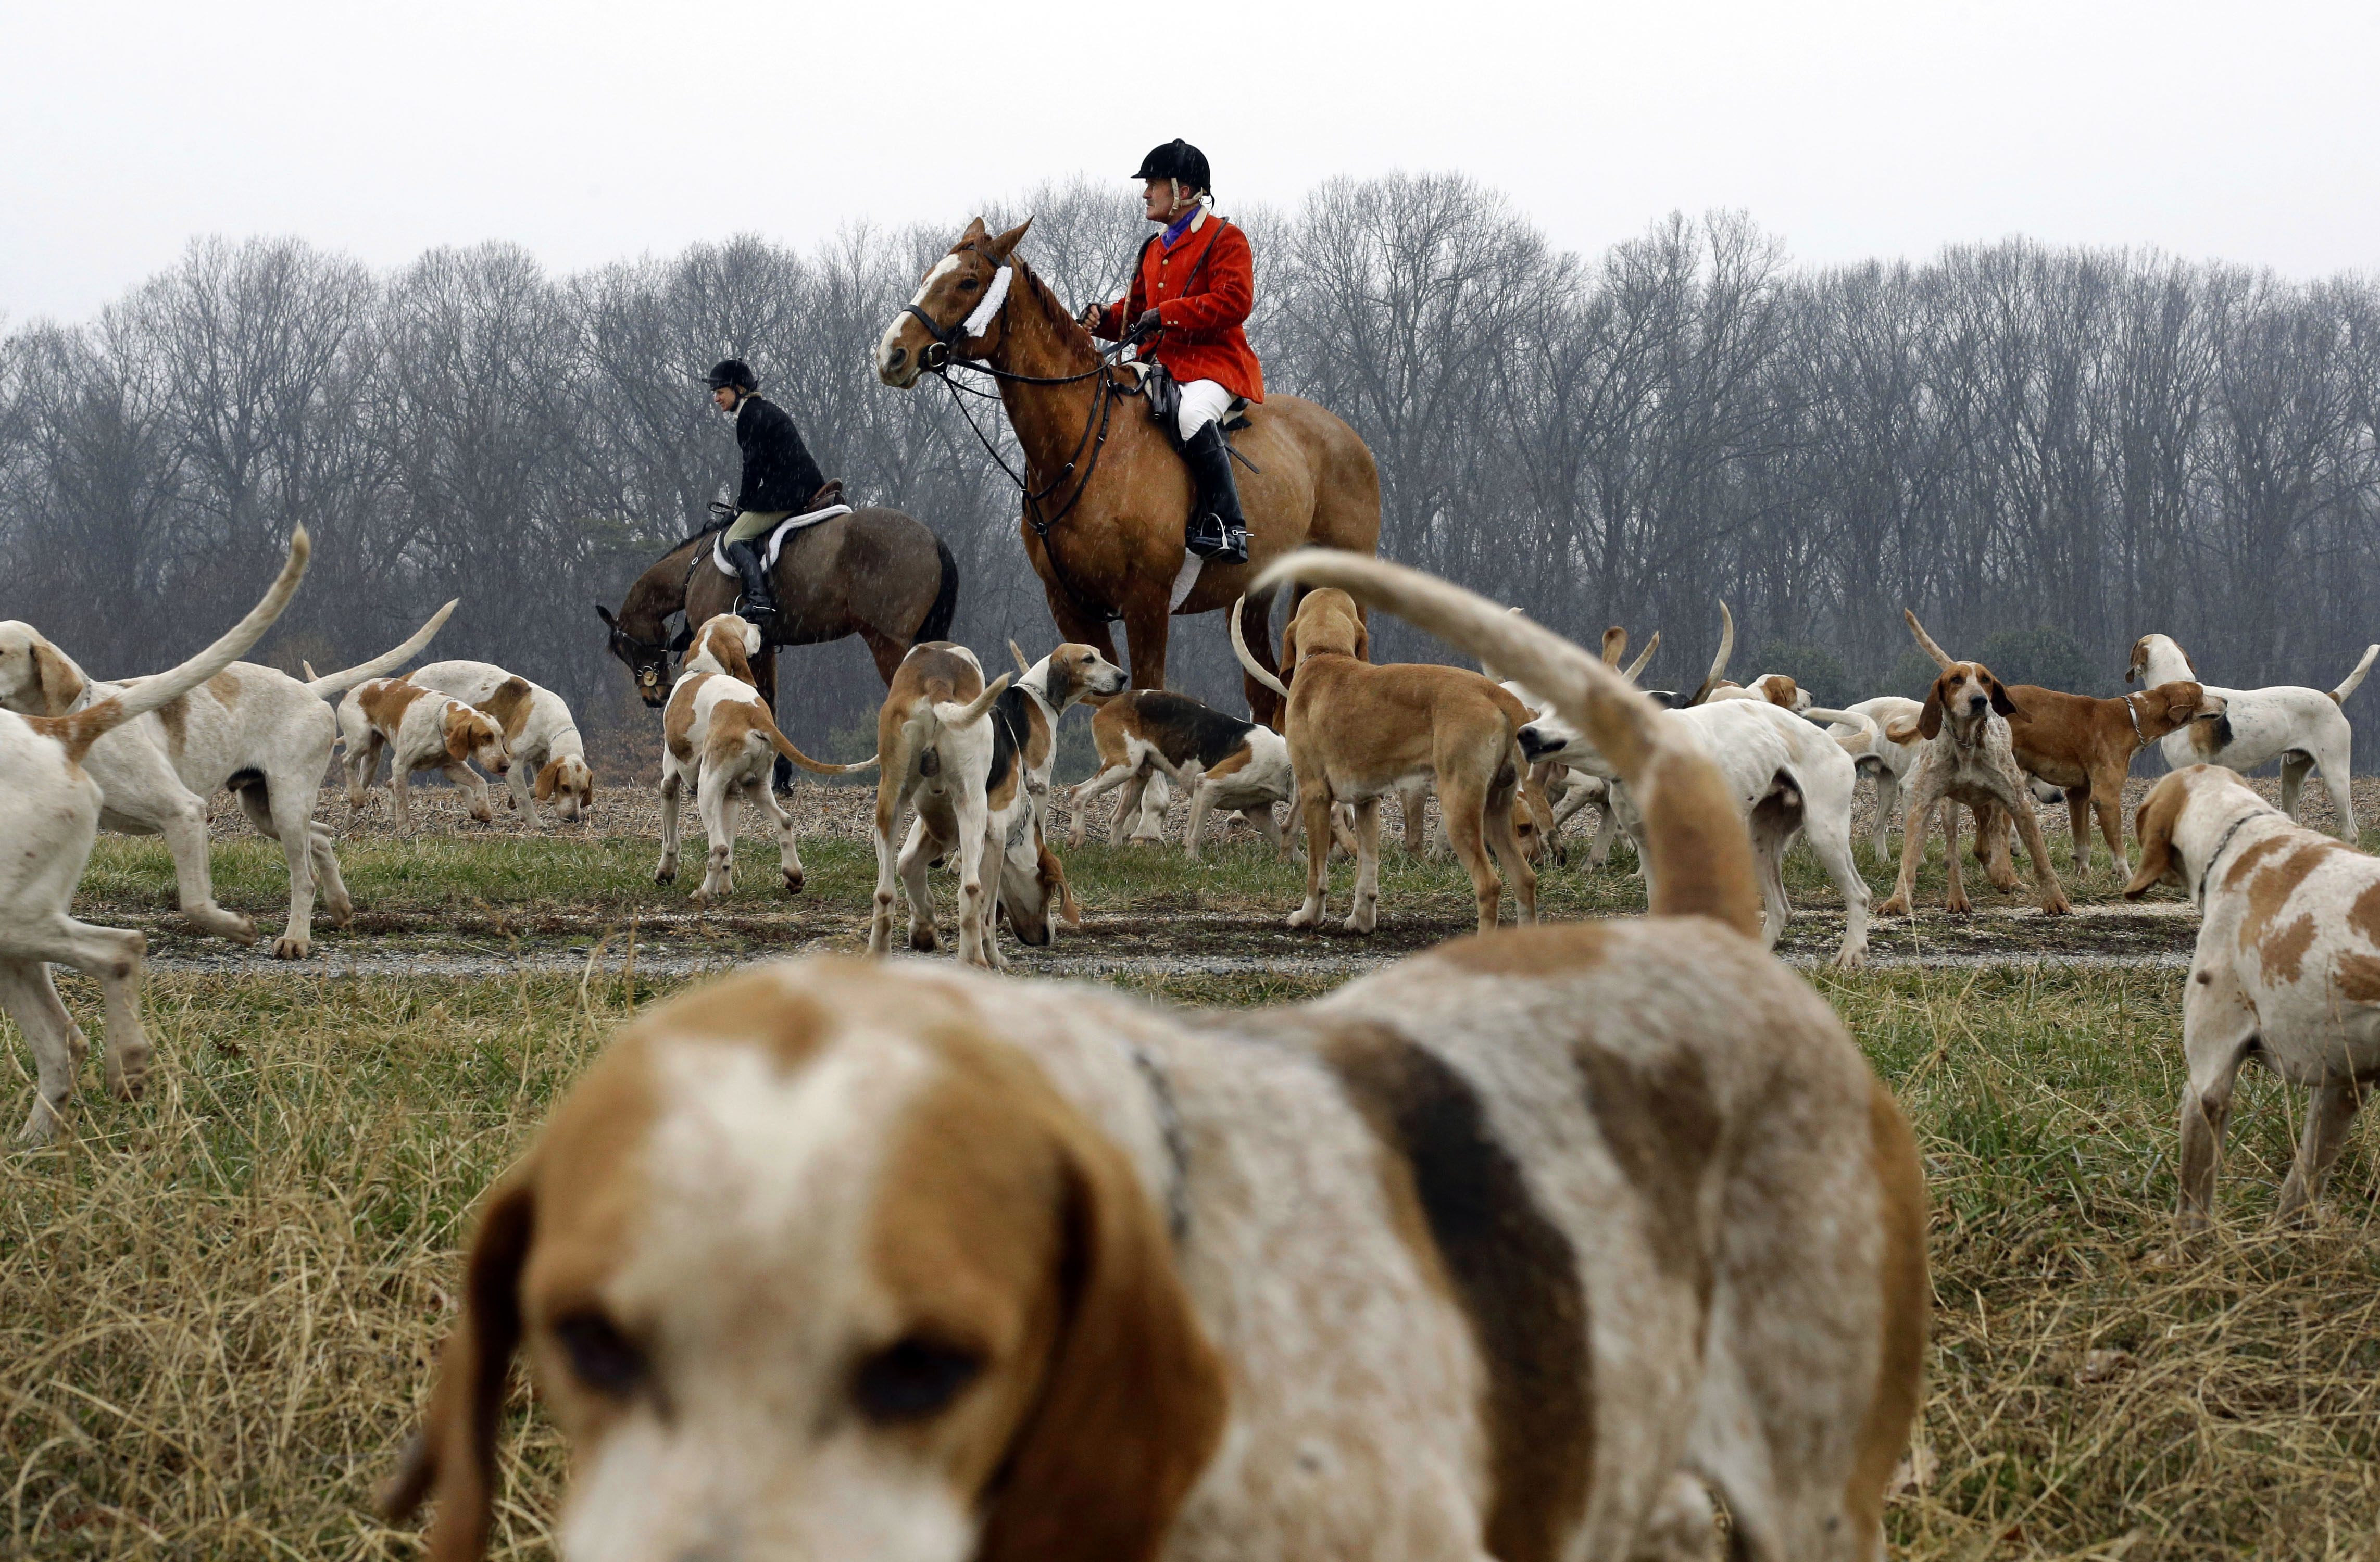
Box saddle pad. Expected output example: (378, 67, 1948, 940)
(711, 503, 854, 575)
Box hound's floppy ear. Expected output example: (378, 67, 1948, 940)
(1277, 614, 1300, 686)
(1351, 603, 1371, 664)
(445, 713, 477, 763)
(2124, 779, 2188, 898)
(1918, 678, 1946, 740)
(975, 1108, 1226, 1562)
(2124, 637, 2143, 686)
(990, 217, 1033, 258)
(381, 1173, 536, 1561)
(1986, 672, 2022, 719)
(534, 759, 561, 803)
(30, 640, 85, 717)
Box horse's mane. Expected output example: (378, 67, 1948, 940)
(1004, 253, 1104, 367)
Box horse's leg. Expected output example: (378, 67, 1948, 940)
(753, 646, 794, 794)
(858, 627, 908, 683)
(1121, 595, 1171, 691)
(1042, 580, 1120, 666)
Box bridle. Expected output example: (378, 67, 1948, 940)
(903, 246, 1145, 622)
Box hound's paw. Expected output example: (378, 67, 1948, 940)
(1875, 894, 1912, 918)
(2040, 893, 2073, 917)
(654, 866, 677, 885)
(909, 926, 940, 953)
(1945, 895, 1974, 917)
(1286, 904, 1321, 930)
(782, 870, 805, 895)
(327, 897, 355, 927)
(271, 934, 311, 960)
(1830, 946, 1869, 973)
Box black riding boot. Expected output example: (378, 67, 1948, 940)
(724, 539, 781, 629)
(1182, 423, 1251, 565)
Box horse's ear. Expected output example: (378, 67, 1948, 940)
(595, 604, 617, 629)
(960, 216, 989, 246)
(991, 217, 1033, 258)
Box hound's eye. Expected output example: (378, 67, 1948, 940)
(555, 1311, 646, 1397)
(958, 277, 981, 292)
(853, 1336, 984, 1423)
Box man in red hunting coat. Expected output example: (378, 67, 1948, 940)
(1082, 140, 1263, 566)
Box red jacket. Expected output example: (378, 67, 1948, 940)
(1091, 211, 1264, 403)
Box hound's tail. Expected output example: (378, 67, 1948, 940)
(763, 716, 879, 776)
(933, 673, 1012, 730)
(2332, 645, 2380, 704)
(305, 600, 459, 697)
(1622, 631, 1660, 682)
(37, 530, 310, 765)
(1809, 707, 1880, 755)
(1684, 602, 1735, 706)
(1229, 596, 1293, 700)
(1903, 608, 1956, 671)
(1252, 551, 1759, 937)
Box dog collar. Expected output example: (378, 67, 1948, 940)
(2194, 809, 2269, 905)
(2123, 694, 2145, 742)
(1126, 1044, 1193, 1244)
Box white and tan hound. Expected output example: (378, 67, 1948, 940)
(411, 659, 597, 825)
(2128, 632, 2377, 840)
(386, 550, 1926, 1562)
(2126, 763, 2380, 1238)
(1875, 611, 2071, 919)
(868, 642, 1012, 966)
(657, 615, 873, 902)
(0, 600, 450, 959)
(1069, 688, 1294, 860)
(2, 531, 307, 1144)
(336, 676, 512, 833)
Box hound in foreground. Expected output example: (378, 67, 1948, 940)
(409, 660, 597, 825)
(0, 599, 450, 959)
(336, 678, 513, 832)
(1069, 687, 1294, 860)
(868, 642, 1012, 965)
(1236, 586, 1540, 935)
(2128, 632, 2378, 840)
(657, 615, 874, 902)
(385, 549, 1925, 1562)
(2, 531, 308, 1145)
(2127, 763, 2380, 1240)
(1875, 611, 2072, 919)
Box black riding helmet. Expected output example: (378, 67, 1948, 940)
(704, 358, 759, 394)
(1132, 140, 1210, 194)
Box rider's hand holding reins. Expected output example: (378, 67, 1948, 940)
(1131, 308, 1163, 342)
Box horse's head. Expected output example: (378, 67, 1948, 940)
(595, 602, 675, 708)
(875, 217, 1033, 387)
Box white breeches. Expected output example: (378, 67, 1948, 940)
(1176, 377, 1233, 442)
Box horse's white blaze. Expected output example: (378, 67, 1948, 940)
(874, 255, 962, 380)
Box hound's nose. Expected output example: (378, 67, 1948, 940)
(1517, 727, 1555, 761)
(1966, 694, 1988, 712)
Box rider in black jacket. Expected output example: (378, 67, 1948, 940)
(707, 358, 829, 631)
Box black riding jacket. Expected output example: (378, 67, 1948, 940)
(734, 394, 828, 513)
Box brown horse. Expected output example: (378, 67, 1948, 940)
(875, 217, 1380, 723)
(596, 508, 959, 711)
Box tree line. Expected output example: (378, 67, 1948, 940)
(5, 173, 2376, 766)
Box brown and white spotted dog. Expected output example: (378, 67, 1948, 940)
(1236, 587, 1541, 936)
(336, 676, 512, 833)
(2126, 763, 2380, 1239)
(656, 615, 873, 903)
(386, 552, 1926, 1562)
(1707, 673, 1812, 712)
(1069, 690, 1295, 860)
(410, 660, 598, 826)
(869, 643, 1013, 967)
(949, 640, 1126, 961)
(1874, 611, 2073, 919)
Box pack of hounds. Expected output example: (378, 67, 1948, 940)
(6, 531, 2380, 1560)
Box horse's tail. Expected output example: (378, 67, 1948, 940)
(1252, 550, 1760, 938)
(305, 600, 459, 698)
(916, 536, 961, 646)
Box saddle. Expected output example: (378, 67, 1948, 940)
(1127, 362, 1252, 454)
(710, 483, 856, 577)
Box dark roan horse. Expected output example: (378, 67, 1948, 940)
(597, 507, 960, 751)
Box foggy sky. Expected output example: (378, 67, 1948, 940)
(5, 0, 2374, 323)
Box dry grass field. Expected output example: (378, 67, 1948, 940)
(3, 777, 2377, 1557)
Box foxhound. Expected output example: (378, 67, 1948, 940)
(657, 616, 873, 902)
(1512, 624, 1662, 868)
(1875, 612, 2071, 919)
(1069, 689, 1294, 860)
(0, 601, 451, 959)
(1824, 697, 1924, 863)
(2126, 763, 2380, 1237)
(1707, 673, 1813, 712)
(868, 643, 1012, 966)
(387, 550, 1925, 1562)
(410, 660, 597, 825)
(1982, 678, 2224, 879)
(3, 532, 307, 1145)
(1234, 588, 1538, 936)
(336, 676, 512, 833)
(2128, 633, 2377, 840)
(1519, 689, 1877, 968)
(939, 641, 1128, 961)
